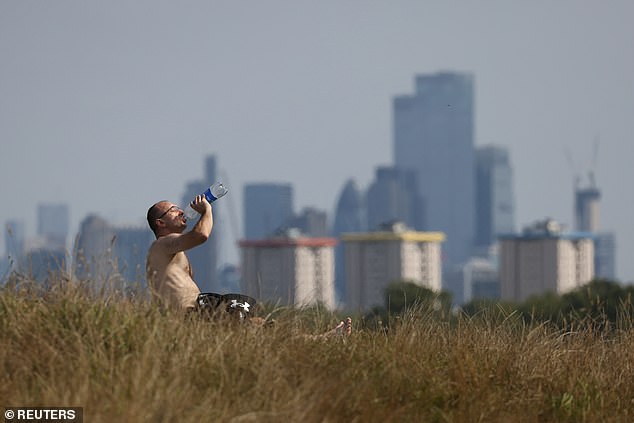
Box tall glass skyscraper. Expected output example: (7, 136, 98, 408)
(243, 183, 294, 240)
(332, 179, 365, 304)
(393, 72, 475, 266)
(474, 145, 515, 252)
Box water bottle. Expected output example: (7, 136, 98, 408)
(184, 182, 228, 220)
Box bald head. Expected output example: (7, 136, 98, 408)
(147, 200, 171, 235)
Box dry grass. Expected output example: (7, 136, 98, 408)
(2, 277, 634, 422)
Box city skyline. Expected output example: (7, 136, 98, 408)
(1, 1, 633, 282)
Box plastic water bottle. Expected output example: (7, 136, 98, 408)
(184, 182, 228, 220)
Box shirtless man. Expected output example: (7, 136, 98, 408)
(145, 195, 211, 312)
(145, 195, 352, 335)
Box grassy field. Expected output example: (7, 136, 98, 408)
(1, 277, 634, 422)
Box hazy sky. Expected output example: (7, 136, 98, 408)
(1, 1, 633, 281)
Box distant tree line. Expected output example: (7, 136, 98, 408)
(368, 279, 634, 331)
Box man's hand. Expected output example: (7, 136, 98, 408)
(190, 195, 211, 215)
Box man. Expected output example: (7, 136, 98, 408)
(146, 195, 352, 335)
(146, 195, 212, 312)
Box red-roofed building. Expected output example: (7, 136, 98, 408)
(239, 230, 337, 309)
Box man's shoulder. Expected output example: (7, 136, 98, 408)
(153, 233, 180, 244)
(149, 233, 184, 255)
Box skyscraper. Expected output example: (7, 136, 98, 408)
(332, 179, 365, 236)
(4, 219, 26, 276)
(113, 226, 153, 286)
(74, 214, 116, 282)
(366, 166, 423, 231)
(594, 233, 616, 280)
(243, 183, 294, 240)
(4, 219, 25, 263)
(332, 179, 365, 304)
(37, 203, 69, 250)
(573, 177, 616, 280)
(75, 215, 152, 287)
(393, 72, 475, 266)
(474, 145, 515, 254)
(575, 185, 600, 233)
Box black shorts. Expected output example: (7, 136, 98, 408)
(195, 293, 257, 320)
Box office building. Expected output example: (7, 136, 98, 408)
(342, 221, 445, 310)
(366, 166, 423, 231)
(75, 215, 154, 287)
(444, 256, 500, 306)
(288, 207, 328, 237)
(475, 145, 515, 254)
(573, 180, 616, 280)
(332, 179, 365, 305)
(464, 257, 499, 304)
(37, 203, 69, 250)
(575, 185, 600, 233)
(74, 214, 117, 282)
(499, 219, 594, 302)
(24, 247, 67, 282)
(4, 219, 25, 269)
(393, 71, 475, 266)
(594, 233, 616, 280)
(244, 183, 294, 239)
(239, 230, 337, 309)
(113, 226, 153, 286)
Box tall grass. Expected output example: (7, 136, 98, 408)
(2, 276, 634, 422)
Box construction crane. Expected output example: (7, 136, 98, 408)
(563, 145, 580, 189)
(588, 135, 600, 188)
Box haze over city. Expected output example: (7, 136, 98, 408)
(1, 1, 633, 281)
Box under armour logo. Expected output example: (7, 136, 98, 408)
(230, 299, 250, 313)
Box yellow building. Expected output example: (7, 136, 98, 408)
(342, 222, 445, 310)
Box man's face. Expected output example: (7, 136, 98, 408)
(155, 202, 187, 233)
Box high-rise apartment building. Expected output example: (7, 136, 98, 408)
(239, 231, 336, 309)
(332, 179, 365, 305)
(393, 72, 475, 266)
(499, 219, 594, 302)
(366, 166, 423, 231)
(342, 222, 445, 311)
(243, 183, 294, 239)
(475, 145, 515, 254)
